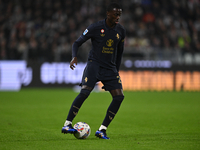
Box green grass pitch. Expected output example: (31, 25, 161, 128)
(0, 89, 200, 150)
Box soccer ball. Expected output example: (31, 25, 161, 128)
(73, 122, 91, 139)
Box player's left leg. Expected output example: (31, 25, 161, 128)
(95, 69, 124, 139)
(102, 89, 124, 127)
(95, 89, 124, 139)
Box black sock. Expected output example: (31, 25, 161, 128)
(102, 95, 124, 127)
(67, 89, 90, 121)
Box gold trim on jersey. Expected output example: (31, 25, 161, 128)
(84, 77, 88, 82)
(116, 33, 119, 39)
(100, 33, 105, 37)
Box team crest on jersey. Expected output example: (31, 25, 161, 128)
(116, 33, 119, 39)
(106, 39, 114, 47)
(83, 29, 88, 35)
(100, 29, 105, 37)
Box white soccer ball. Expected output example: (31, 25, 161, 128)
(73, 122, 91, 139)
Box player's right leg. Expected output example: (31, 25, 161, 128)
(61, 88, 91, 134)
(62, 60, 98, 135)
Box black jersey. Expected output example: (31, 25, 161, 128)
(72, 19, 126, 71)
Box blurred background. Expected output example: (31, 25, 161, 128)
(0, 0, 200, 91)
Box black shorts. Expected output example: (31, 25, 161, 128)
(81, 60, 122, 91)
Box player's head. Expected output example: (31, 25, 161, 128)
(106, 2, 122, 12)
(106, 2, 122, 26)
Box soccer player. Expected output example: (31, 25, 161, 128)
(62, 2, 126, 139)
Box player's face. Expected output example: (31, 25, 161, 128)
(107, 8, 122, 27)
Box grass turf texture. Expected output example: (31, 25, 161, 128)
(0, 89, 200, 150)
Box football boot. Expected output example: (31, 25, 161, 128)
(61, 124, 77, 134)
(95, 129, 110, 139)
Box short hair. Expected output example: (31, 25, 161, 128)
(106, 2, 122, 12)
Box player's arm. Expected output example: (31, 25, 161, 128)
(70, 25, 94, 70)
(70, 57, 78, 70)
(70, 37, 87, 70)
(116, 28, 126, 72)
(70, 37, 86, 70)
(116, 40, 124, 72)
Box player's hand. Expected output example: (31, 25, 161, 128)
(70, 57, 78, 70)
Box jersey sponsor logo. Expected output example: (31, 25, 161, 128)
(106, 39, 114, 47)
(102, 47, 114, 54)
(83, 29, 88, 35)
